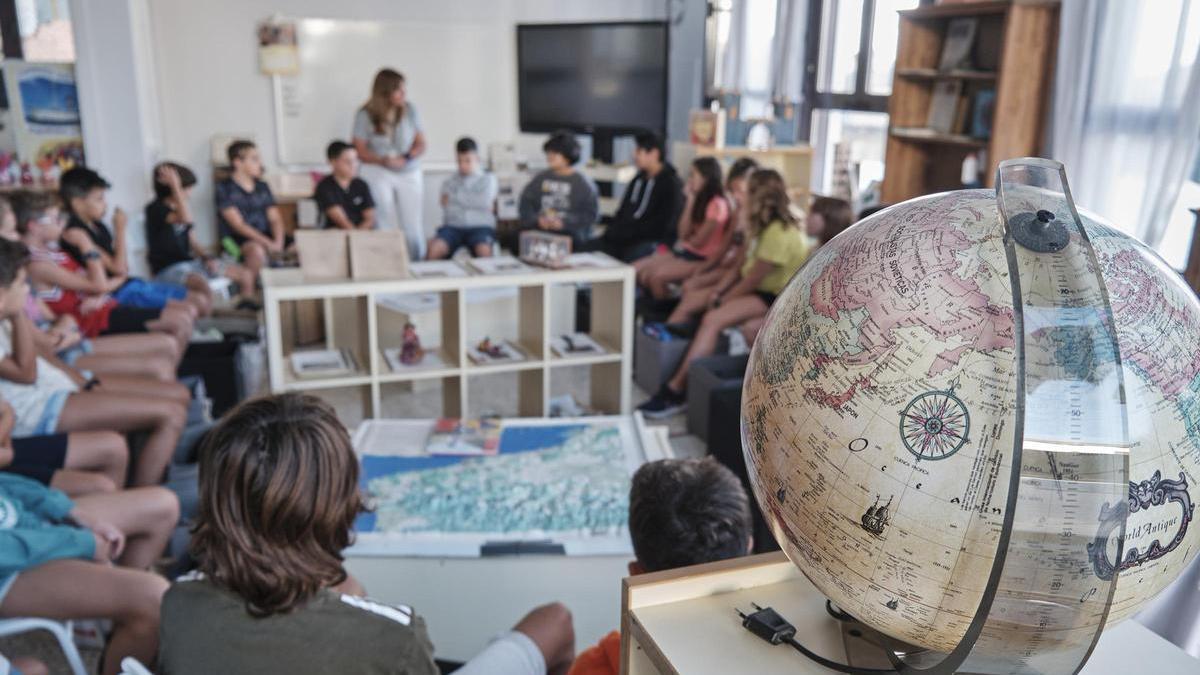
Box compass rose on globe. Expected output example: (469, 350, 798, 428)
(899, 377, 970, 461)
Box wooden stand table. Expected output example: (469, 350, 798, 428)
(262, 259, 635, 418)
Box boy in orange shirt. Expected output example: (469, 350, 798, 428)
(568, 458, 752, 675)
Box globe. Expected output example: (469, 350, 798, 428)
(741, 176, 1199, 668)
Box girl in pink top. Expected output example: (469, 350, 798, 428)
(635, 157, 729, 299)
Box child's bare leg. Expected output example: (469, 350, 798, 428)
(57, 393, 185, 487)
(60, 430, 128, 488)
(9, 657, 48, 675)
(90, 331, 180, 364)
(75, 352, 177, 382)
(72, 486, 179, 569)
(96, 376, 190, 405)
(184, 275, 213, 316)
(666, 287, 713, 324)
(0, 560, 168, 675)
(50, 469, 116, 497)
(647, 258, 699, 299)
(241, 241, 267, 279)
(426, 237, 450, 260)
(225, 263, 256, 296)
(472, 242, 493, 258)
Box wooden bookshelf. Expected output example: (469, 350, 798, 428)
(881, 0, 1060, 203)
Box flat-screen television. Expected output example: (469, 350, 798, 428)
(517, 22, 668, 135)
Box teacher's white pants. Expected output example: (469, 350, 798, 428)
(361, 163, 424, 260)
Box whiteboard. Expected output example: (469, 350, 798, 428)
(274, 18, 517, 167)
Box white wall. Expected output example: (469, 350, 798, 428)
(145, 0, 704, 244)
(70, 0, 160, 275)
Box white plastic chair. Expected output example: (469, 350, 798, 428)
(0, 618, 87, 675)
(120, 656, 154, 675)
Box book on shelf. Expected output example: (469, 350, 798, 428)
(290, 348, 357, 379)
(467, 338, 526, 365)
(551, 333, 607, 358)
(927, 80, 963, 133)
(938, 18, 977, 71)
(409, 260, 469, 279)
(952, 94, 972, 135)
(425, 417, 501, 456)
(467, 255, 531, 276)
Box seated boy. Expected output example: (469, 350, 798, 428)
(427, 137, 498, 259)
(315, 141, 376, 230)
(12, 190, 194, 354)
(0, 471, 178, 675)
(568, 458, 752, 675)
(58, 167, 209, 317)
(518, 131, 599, 250)
(146, 162, 256, 298)
(577, 132, 683, 263)
(0, 239, 187, 488)
(160, 393, 576, 675)
(215, 140, 287, 279)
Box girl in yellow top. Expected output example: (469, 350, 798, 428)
(639, 170, 810, 418)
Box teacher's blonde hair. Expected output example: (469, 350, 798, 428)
(364, 68, 406, 134)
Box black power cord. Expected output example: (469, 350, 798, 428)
(738, 602, 896, 674)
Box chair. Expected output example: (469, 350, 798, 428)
(0, 618, 87, 675)
(120, 656, 155, 675)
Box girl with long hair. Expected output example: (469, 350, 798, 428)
(635, 157, 730, 299)
(352, 69, 428, 259)
(638, 170, 812, 418)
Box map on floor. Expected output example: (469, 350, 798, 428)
(349, 415, 667, 557)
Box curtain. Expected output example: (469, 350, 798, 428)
(714, 0, 807, 104)
(1050, 0, 1200, 248)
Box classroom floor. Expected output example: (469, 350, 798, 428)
(0, 371, 703, 673)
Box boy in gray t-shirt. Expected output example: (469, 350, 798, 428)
(517, 130, 599, 249)
(427, 137, 499, 259)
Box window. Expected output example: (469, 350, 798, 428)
(801, 0, 918, 196)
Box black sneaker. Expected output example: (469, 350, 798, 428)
(638, 385, 687, 419)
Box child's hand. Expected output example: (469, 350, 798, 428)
(79, 295, 109, 315)
(0, 443, 11, 469)
(157, 164, 182, 191)
(113, 208, 128, 231)
(90, 516, 126, 559)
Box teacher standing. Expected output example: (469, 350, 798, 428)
(352, 68, 427, 259)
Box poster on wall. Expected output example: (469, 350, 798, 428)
(257, 19, 299, 76)
(1, 61, 84, 175)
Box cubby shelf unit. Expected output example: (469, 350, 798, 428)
(262, 262, 635, 419)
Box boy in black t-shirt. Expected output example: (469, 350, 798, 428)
(314, 141, 375, 229)
(145, 162, 256, 297)
(215, 140, 287, 279)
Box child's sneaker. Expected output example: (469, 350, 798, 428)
(637, 384, 687, 419)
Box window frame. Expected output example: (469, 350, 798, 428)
(797, 0, 891, 142)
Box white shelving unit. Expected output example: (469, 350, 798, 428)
(262, 259, 635, 418)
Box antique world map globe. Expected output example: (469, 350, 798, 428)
(742, 160, 1199, 671)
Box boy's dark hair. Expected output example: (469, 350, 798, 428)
(810, 195, 855, 245)
(191, 393, 368, 617)
(543, 130, 581, 166)
(8, 190, 59, 235)
(629, 457, 751, 573)
(634, 132, 665, 160)
(325, 140, 354, 162)
(727, 157, 758, 185)
(0, 238, 30, 287)
(226, 139, 257, 165)
(59, 167, 110, 208)
(455, 137, 478, 155)
(152, 162, 197, 199)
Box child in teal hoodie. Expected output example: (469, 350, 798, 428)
(0, 472, 179, 675)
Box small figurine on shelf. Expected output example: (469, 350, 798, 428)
(400, 322, 425, 365)
(476, 337, 505, 359)
(0, 153, 13, 186)
(36, 153, 60, 187)
(18, 162, 34, 186)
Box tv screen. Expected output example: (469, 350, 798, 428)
(517, 22, 668, 134)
